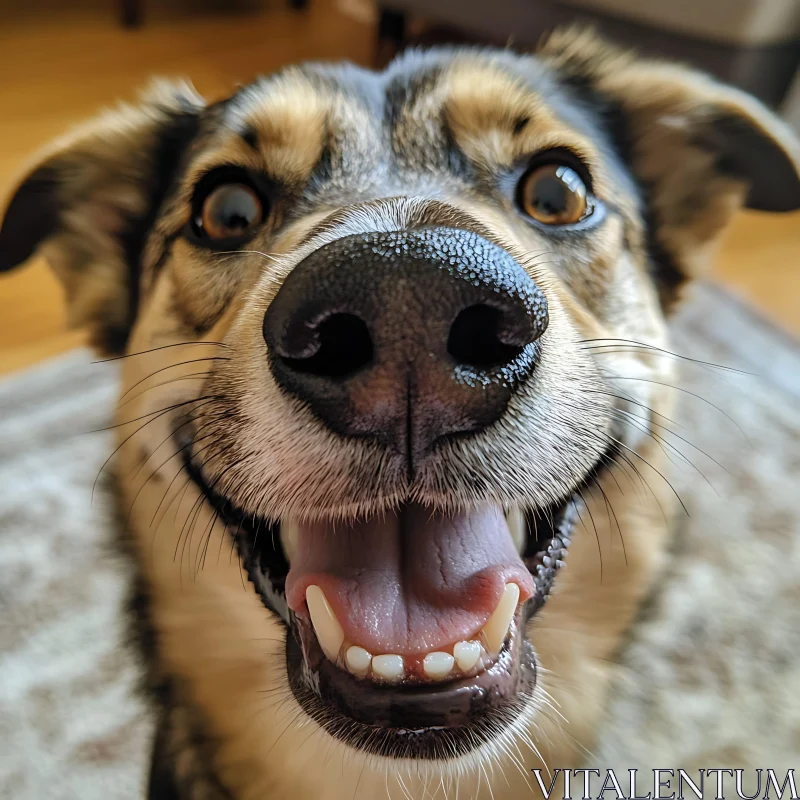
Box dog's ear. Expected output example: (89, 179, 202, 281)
(0, 80, 204, 352)
(540, 29, 800, 307)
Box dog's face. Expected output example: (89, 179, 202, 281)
(3, 31, 799, 797)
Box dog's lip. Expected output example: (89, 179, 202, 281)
(287, 604, 537, 757)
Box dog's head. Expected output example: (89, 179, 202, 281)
(3, 30, 799, 792)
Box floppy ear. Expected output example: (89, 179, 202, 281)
(539, 28, 800, 307)
(0, 81, 204, 352)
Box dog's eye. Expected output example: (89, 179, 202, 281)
(194, 183, 264, 241)
(517, 164, 589, 225)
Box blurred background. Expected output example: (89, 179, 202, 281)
(0, 0, 798, 376)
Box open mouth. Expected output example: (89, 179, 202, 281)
(183, 446, 604, 759)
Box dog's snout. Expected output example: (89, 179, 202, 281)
(263, 227, 548, 468)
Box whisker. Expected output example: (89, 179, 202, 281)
(598, 448, 625, 498)
(592, 429, 668, 519)
(127, 414, 195, 485)
(610, 409, 699, 480)
(149, 425, 223, 530)
(613, 406, 727, 482)
(601, 372, 749, 444)
(177, 490, 207, 580)
(116, 371, 209, 411)
(575, 491, 602, 582)
(626, 410, 727, 504)
(590, 476, 627, 565)
(91, 396, 217, 502)
(607, 431, 688, 517)
(117, 356, 230, 404)
(178, 457, 251, 578)
(92, 341, 231, 363)
(218, 506, 241, 565)
(594, 429, 649, 502)
(583, 386, 683, 429)
(215, 248, 283, 264)
(88, 395, 217, 433)
(174, 438, 239, 569)
(580, 337, 751, 375)
(196, 509, 220, 577)
(133, 421, 226, 536)
(150, 468, 190, 557)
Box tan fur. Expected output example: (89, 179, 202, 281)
(444, 60, 601, 182)
(3, 81, 205, 350)
(240, 71, 330, 186)
(539, 29, 800, 300)
(3, 31, 799, 799)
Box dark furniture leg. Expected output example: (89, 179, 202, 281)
(376, 7, 407, 67)
(121, 0, 142, 27)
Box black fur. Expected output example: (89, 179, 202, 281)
(111, 476, 232, 799)
(109, 110, 201, 353)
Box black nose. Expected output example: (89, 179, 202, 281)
(263, 227, 548, 470)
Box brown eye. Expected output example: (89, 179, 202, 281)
(196, 183, 264, 241)
(517, 163, 589, 225)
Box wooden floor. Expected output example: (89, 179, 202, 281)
(0, 0, 797, 376)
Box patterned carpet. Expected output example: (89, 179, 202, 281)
(1, 283, 798, 798)
(597, 286, 800, 771)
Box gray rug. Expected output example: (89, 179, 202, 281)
(597, 286, 800, 772)
(0, 352, 151, 798)
(1, 282, 798, 798)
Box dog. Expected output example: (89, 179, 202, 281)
(1, 28, 799, 800)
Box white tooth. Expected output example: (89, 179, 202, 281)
(345, 646, 372, 677)
(453, 640, 482, 672)
(305, 585, 344, 663)
(280, 519, 300, 563)
(372, 654, 405, 681)
(423, 651, 455, 679)
(482, 583, 520, 656)
(506, 507, 526, 555)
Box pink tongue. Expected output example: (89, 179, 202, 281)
(285, 504, 533, 655)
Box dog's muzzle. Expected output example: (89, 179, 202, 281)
(187, 223, 591, 758)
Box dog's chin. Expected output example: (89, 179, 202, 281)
(182, 449, 604, 761)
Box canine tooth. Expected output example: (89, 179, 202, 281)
(279, 519, 300, 563)
(372, 654, 404, 681)
(482, 583, 520, 656)
(423, 652, 455, 679)
(345, 646, 372, 677)
(453, 641, 481, 672)
(305, 585, 344, 663)
(506, 507, 526, 555)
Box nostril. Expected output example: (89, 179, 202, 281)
(280, 312, 373, 379)
(447, 304, 531, 369)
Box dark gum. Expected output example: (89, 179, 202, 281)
(288, 607, 536, 737)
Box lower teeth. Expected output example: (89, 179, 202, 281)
(303, 582, 520, 683)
